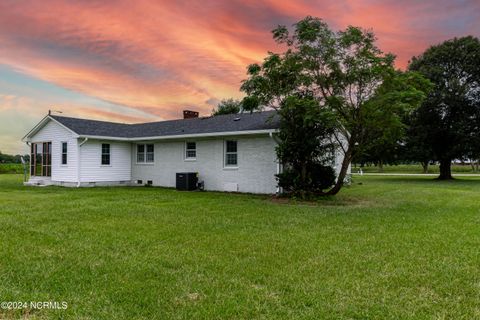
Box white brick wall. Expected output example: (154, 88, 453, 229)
(132, 135, 279, 194)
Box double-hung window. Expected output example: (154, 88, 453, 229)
(101, 143, 110, 165)
(137, 144, 154, 163)
(61, 142, 68, 165)
(224, 140, 238, 167)
(185, 142, 196, 160)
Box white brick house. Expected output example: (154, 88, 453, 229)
(22, 111, 348, 194)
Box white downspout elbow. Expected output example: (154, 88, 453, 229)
(79, 137, 89, 147)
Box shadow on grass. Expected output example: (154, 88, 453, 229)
(354, 175, 480, 185)
(268, 191, 376, 208)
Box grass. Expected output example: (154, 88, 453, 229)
(355, 163, 479, 174)
(1, 174, 479, 319)
(0, 163, 24, 174)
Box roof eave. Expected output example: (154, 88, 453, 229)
(78, 129, 278, 141)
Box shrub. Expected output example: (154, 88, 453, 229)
(277, 163, 335, 196)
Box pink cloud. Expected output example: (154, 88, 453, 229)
(0, 0, 478, 122)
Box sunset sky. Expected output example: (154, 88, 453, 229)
(1, 0, 479, 154)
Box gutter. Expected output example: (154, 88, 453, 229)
(77, 129, 278, 142)
(77, 137, 88, 187)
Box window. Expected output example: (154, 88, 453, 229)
(30, 142, 51, 176)
(61, 142, 68, 165)
(185, 142, 196, 159)
(101, 143, 110, 165)
(137, 144, 154, 163)
(137, 144, 144, 163)
(146, 144, 154, 163)
(225, 140, 237, 167)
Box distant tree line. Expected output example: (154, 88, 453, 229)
(0, 151, 29, 164)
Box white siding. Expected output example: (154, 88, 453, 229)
(79, 140, 131, 183)
(28, 119, 78, 183)
(132, 135, 279, 194)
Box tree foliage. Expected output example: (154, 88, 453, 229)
(407, 36, 480, 179)
(275, 95, 336, 196)
(241, 16, 429, 195)
(0, 151, 28, 163)
(354, 71, 432, 169)
(211, 98, 241, 116)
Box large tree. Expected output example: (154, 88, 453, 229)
(241, 17, 429, 195)
(408, 36, 480, 179)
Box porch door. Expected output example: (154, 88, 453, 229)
(30, 142, 51, 177)
(42, 142, 51, 177)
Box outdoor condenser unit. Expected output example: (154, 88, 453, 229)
(176, 172, 198, 191)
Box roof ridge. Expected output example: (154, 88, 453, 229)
(51, 110, 277, 127)
(50, 114, 130, 126)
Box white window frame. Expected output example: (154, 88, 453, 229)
(61, 141, 68, 166)
(101, 143, 111, 166)
(185, 141, 196, 161)
(136, 144, 154, 164)
(224, 140, 238, 168)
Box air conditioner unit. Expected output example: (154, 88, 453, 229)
(176, 172, 198, 191)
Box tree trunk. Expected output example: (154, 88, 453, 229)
(421, 161, 429, 174)
(378, 160, 384, 173)
(325, 145, 353, 195)
(438, 159, 453, 180)
(301, 163, 307, 186)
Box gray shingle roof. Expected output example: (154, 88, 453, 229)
(50, 111, 279, 138)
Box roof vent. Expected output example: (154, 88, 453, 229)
(183, 110, 199, 119)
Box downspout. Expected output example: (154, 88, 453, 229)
(77, 137, 88, 187)
(269, 132, 283, 195)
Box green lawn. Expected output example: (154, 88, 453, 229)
(0, 174, 479, 319)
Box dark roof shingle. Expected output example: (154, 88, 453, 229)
(50, 111, 279, 138)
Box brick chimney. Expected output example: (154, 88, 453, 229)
(183, 110, 199, 119)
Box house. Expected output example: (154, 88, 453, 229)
(22, 110, 348, 194)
